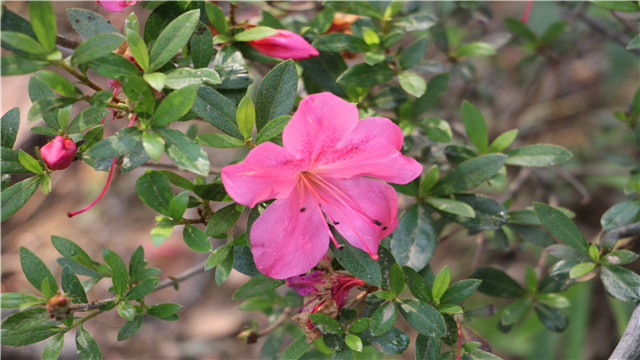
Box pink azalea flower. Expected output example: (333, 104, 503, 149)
(247, 29, 319, 60)
(96, 0, 138, 13)
(221, 92, 422, 279)
(41, 136, 76, 170)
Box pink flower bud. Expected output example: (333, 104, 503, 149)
(96, 0, 138, 13)
(248, 29, 319, 60)
(41, 136, 76, 171)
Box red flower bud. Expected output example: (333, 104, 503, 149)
(248, 29, 319, 60)
(96, 0, 138, 13)
(41, 136, 76, 171)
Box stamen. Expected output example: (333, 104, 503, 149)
(333, 221, 340, 225)
(372, 219, 383, 227)
(337, 244, 345, 250)
(67, 157, 117, 217)
(300, 207, 306, 212)
(298, 174, 341, 249)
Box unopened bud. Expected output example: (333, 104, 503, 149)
(236, 328, 258, 344)
(41, 135, 76, 171)
(46, 293, 71, 320)
(248, 29, 319, 60)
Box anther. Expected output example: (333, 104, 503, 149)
(382, 226, 388, 230)
(300, 207, 306, 212)
(338, 244, 345, 249)
(333, 221, 340, 225)
(372, 219, 383, 227)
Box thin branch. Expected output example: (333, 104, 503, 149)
(577, 12, 640, 57)
(604, 221, 640, 242)
(257, 307, 292, 337)
(609, 302, 640, 360)
(56, 34, 81, 49)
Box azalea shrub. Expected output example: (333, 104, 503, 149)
(1, 1, 639, 360)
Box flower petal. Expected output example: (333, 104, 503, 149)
(251, 187, 330, 279)
(313, 176, 398, 257)
(221, 142, 303, 207)
(283, 92, 359, 163)
(248, 29, 319, 61)
(315, 117, 423, 184)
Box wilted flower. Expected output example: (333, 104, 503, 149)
(247, 29, 319, 60)
(221, 92, 422, 279)
(41, 135, 76, 171)
(96, 0, 138, 13)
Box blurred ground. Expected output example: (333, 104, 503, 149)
(2, 1, 639, 360)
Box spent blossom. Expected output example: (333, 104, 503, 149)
(221, 92, 422, 279)
(247, 29, 319, 60)
(41, 135, 76, 171)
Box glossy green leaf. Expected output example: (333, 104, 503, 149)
(42, 332, 64, 360)
(255, 59, 297, 131)
(149, 10, 200, 70)
(103, 249, 128, 297)
(337, 63, 394, 87)
(192, 85, 242, 138)
(67, 107, 108, 134)
(76, 326, 102, 360)
(441, 279, 481, 304)
(117, 315, 143, 341)
(415, 334, 441, 360)
(470, 267, 526, 298)
(232, 274, 285, 299)
(29, 1, 56, 50)
(488, 129, 518, 153)
(1, 326, 61, 346)
(61, 266, 88, 303)
(313, 33, 370, 52)
(397, 299, 446, 337)
(165, 68, 220, 89)
(332, 231, 382, 287)
(505, 144, 572, 167)
(1, 176, 41, 221)
(142, 72, 166, 92)
(190, 23, 215, 68)
(370, 301, 397, 336)
(432, 266, 451, 302)
(602, 250, 639, 266)
(398, 72, 426, 97)
(183, 225, 212, 253)
(205, 204, 242, 236)
(600, 265, 640, 302)
(236, 96, 255, 140)
(72, 33, 125, 66)
(1, 31, 51, 55)
(601, 199, 640, 230)
(309, 313, 345, 334)
(345, 334, 363, 352)
(426, 197, 475, 218)
(461, 101, 489, 153)
(1, 108, 20, 149)
(18, 150, 43, 174)
(150, 85, 198, 127)
(534, 202, 589, 254)
(448, 194, 508, 232)
(349, 318, 370, 333)
(215, 248, 234, 285)
(125, 30, 149, 71)
(360, 327, 409, 354)
(157, 128, 210, 176)
(67, 8, 119, 39)
(432, 154, 507, 195)
(413, 72, 450, 117)
(391, 205, 436, 271)
(205, 2, 229, 35)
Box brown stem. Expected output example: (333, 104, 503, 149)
(257, 307, 292, 337)
(609, 303, 640, 360)
(57, 61, 123, 103)
(56, 34, 81, 49)
(577, 11, 640, 57)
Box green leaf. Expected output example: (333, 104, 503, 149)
(86, 128, 141, 158)
(426, 198, 475, 218)
(324, 1, 383, 19)
(360, 327, 409, 355)
(117, 301, 137, 321)
(125, 30, 149, 72)
(447, 194, 508, 232)
(20, 246, 58, 295)
(569, 262, 596, 279)
(281, 335, 310, 360)
(415, 334, 441, 360)
(215, 248, 234, 285)
(456, 42, 496, 57)
(42, 332, 64, 360)
(627, 34, 640, 50)
(191, 23, 215, 68)
(349, 318, 370, 333)
(501, 298, 532, 326)
(67, 8, 119, 39)
(1, 108, 20, 149)
(332, 231, 382, 287)
(88, 53, 141, 79)
(602, 250, 639, 266)
(255, 115, 291, 144)
(1, 326, 61, 346)
(470, 267, 526, 298)
(413, 72, 450, 117)
(419, 165, 439, 196)
(18, 150, 43, 174)
(391, 205, 436, 272)
(389, 263, 405, 295)
(117, 315, 143, 341)
(149, 10, 200, 70)
(205, 244, 232, 270)
(103, 249, 129, 298)
(541, 21, 568, 44)
(205, 203, 242, 236)
(141, 131, 165, 162)
(370, 301, 397, 336)
(431, 154, 507, 195)
(236, 96, 255, 140)
(72, 33, 125, 66)
(1, 31, 51, 55)
(420, 117, 452, 143)
(505, 144, 572, 167)
(337, 63, 395, 88)
(398, 72, 426, 98)
(51, 235, 98, 270)
(147, 303, 182, 318)
(534, 202, 589, 254)
(192, 85, 242, 138)
(524, 267, 538, 293)
(128, 246, 147, 277)
(150, 85, 198, 127)
(197, 132, 246, 148)
(136, 171, 173, 216)
(29, 1, 56, 50)
(591, 1, 640, 12)
(461, 101, 489, 153)
(488, 129, 519, 153)
(232, 274, 285, 299)
(397, 299, 446, 337)
(309, 313, 345, 334)
(143, 72, 166, 92)
(61, 266, 88, 303)
(440, 279, 482, 304)
(1, 147, 29, 174)
(205, 2, 229, 35)
(157, 127, 211, 176)
(432, 266, 451, 302)
(125, 277, 159, 301)
(600, 265, 640, 302)
(28, 97, 78, 125)
(313, 33, 370, 53)
(533, 303, 568, 332)
(233, 26, 278, 41)
(255, 60, 297, 131)
(167, 191, 189, 220)
(504, 18, 537, 42)
(1, 176, 41, 221)
(183, 225, 212, 253)
(345, 334, 363, 352)
(165, 68, 221, 89)
(1, 55, 49, 76)
(399, 36, 427, 70)
(0, 293, 43, 309)
(117, 75, 156, 116)
(601, 200, 640, 230)
(76, 326, 102, 360)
